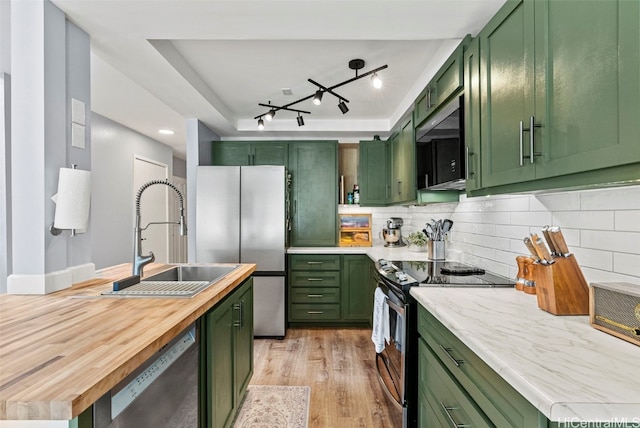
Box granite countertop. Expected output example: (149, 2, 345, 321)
(410, 287, 640, 422)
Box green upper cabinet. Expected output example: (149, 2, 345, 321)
(463, 37, 482, 193)
(479, 0, 536, 188)
(389, 116, 416, 204)
(478, 0, 640, 190)
(213, 141, 288, 166)
(358, 139, 389, 206)
(414, 39, 467, 127)
(289, 141, 338, 246)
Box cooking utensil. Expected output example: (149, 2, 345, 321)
(530, 234, 554, 264)
(523, 237, 540, 262)
(442, 219, 453, 236)
(549, 226, 571, 256)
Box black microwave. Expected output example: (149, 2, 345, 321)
(415, 95, 465, 190)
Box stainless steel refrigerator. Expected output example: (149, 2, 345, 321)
(196, 165, 287, 338)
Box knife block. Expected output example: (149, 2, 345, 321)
(532, 255, 589, 315)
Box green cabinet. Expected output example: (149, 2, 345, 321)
(288, 254, 374, 325)
(289, 141, 338, 247)
(212, 141, 288, 166)
(417, 305, 544, 427)
(358, 139, 389, 205)
(477, 0, 640, 190)
(463, 37, 482, 192)
(204, 278, 253, 428)
(414, 38, 468, 127)
(389, 116, 416, 204)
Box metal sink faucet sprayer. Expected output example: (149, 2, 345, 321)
(133, 179, 187, 277)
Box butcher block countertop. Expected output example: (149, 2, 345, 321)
(0, 262, 255, 421)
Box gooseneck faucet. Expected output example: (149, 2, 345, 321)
(133, 179, 187, 277)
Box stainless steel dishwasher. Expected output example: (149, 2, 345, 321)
(93, 322, 199, 428)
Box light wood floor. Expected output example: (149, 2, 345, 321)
(251, 328, 402, 428)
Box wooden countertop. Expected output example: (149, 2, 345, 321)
(0, 262, 256, 421)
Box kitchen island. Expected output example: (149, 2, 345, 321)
(0, 262, 255, 426)
(411, 287, 640, 425)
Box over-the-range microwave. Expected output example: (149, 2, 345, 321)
(415, 95, 466, 191)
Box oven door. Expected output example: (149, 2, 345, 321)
(374, 281, 407, 413)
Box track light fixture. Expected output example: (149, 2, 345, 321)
(312, 90, 323, 106)
(254, 59, 388, 129)
(338, 100, 349, 114)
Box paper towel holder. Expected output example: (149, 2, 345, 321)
(50, 164, 91, 237)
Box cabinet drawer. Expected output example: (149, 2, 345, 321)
(289, 271, 340, 287)
(290, 287, 339, 304)
(289, 304, 340, 321)
(418, 306, 540, 427)
(418, 338, 493, 428)
(289, 255, 340, 271)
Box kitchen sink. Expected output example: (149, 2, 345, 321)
(102, 264, 240, 298)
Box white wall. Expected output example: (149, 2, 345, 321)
(342, 185, 640, 288)
(91, 113, 174, 269)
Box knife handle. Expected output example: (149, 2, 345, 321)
(534, 236, 554, 264)
(541, 226, 558, 256)
(523, 237, 540, 262)
(550, 226, 571, 256)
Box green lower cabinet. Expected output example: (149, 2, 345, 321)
(204, 278, 253, 428)
(288, 254, 374, 326)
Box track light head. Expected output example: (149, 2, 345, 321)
(338, 100, 349, 114)
(257, 118, 265, 130)
(371, 72, 382, 89)
(297, 114, 305, 126)
(265, 109, 276, 121)
(312, 90, 323, 105)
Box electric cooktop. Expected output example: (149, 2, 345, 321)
(376, 259, 514, 291)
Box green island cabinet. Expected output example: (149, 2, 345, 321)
(202, 278, 253, 428)
(288, 141, 338, 247)
(477, 0, 640, 192)
(288, 254, 374, 326)
(212, 141, 288, 166)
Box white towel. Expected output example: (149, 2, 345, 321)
(371, 287, 390, 353)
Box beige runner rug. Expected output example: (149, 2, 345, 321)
(232, 385, 310, 428)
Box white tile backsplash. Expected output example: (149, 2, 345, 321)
(339, 184, 640, 287)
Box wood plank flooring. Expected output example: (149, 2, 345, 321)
(251, 328, 402, 428)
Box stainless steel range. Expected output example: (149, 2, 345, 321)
(372, 259, 514, 427)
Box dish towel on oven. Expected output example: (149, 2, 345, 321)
(372, 287, 390, 353)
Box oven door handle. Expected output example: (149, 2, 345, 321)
(384, 297, 406, 315)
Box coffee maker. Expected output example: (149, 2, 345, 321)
(381, 217, 406, 247)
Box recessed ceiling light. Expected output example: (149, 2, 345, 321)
(159, 129, 174, 135)
(282, 88, 292, 96)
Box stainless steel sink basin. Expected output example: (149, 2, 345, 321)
(102, 264, 239, 298)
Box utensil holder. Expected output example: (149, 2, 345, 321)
(532, 255, 589, 315)
(428, 240, 445, 260)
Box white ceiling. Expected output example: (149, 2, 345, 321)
(51, 0, 508, 159)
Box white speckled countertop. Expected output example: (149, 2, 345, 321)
(410, 287, 640, 422)
(287, 245, 434, 261)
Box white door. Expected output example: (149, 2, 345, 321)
(133, 157, 169, 264)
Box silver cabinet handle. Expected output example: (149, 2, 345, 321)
(439, 345, 463, 367)
(307, 294, 324, 298)
(307, 278, 323, 281)
(529, 115, 542, 163)
(307, 311, 324, 314)
(519, 120, 525, 166)
(465, 146, 475, 179)
(440, 403, 467, 428)
(233, 302, 243, 328)
(307, 261, 323, 265)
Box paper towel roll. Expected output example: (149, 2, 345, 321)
(53, 167, 91, 230)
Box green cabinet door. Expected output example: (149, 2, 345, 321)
(479, 0, 536, 188)
(213, 141, 287, 166)
(389, 117, 416, 204)
(464, 37, 482, 192)
(213, 142, 252, 166)
(358, 140, 389, 205)
(205, 279, 254, 428)
(289, 141, 338, 246)
(341, 255, 372, 322)
(206, 296, 236, 428)
(533, 0, 640, 178)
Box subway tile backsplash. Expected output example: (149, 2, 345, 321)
(339, 184, 640, 287)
